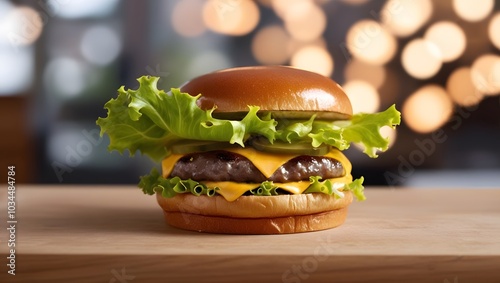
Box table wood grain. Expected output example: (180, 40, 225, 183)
(1, 186, 499, 282)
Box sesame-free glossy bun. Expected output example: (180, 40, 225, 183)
(180, 66, 353, 120)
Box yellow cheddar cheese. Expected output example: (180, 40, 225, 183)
(161, 147, 353, 202)
(203, 175, 352, 202)
(162, 147, 351, 179)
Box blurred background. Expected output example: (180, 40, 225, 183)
(1, 0, 499, 186)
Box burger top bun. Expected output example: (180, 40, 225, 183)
(180, 66, 353, 120)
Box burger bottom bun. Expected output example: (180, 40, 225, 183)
(156, 192, 353, 234)
(163, 208, 348, 234)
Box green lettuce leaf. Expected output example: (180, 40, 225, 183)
(97, 76, 277, 161)
(304, 176, 347, 198)
(97, 76, 400, 160)
(139, 168, 218, 198)
(305, 105, 401, 158)
(345, 177, 365, 201)
(304, 176, 365, 201)
(275, 115, 315, 142)
(139, 168, 366, 201)
(249, 181, 280, 196)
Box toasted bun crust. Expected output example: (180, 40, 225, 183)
(180, 66, 353, 120)
(156, 192, 353, 234)
(163, 208, 348, 234)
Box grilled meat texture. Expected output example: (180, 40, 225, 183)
(169, 150, 344, 182)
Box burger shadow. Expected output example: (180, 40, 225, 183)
(56, 206, 277, 238)
(40, 204, 199, 236)
(42, 203, 292, 238)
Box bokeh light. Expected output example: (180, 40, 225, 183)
(424, 21, 466, 63)
(344, 60, 386, 89)
(171, 0, 205, 37)
(0, 45, 34, 95)
(403, 85, 454, 133)
(287, 37, 326, 58)
(283, 2, 326, 42)
(381, 0, 433, 37)
(50, 0, 119, 19)
(346, 20, 397, 65)
(342, 80, 380, 114)
(446, 67, 484, 106)
(271, 0, 309, 18)
(43, 57, 88, 98)
(251, 25, 289, 65)
(0, 6, 43, 46)
(80, 25, 122, 66)
(471, 54, 500, 96)
(290, 45, 333, 77)
(402, 39, 442, 79)
(203, 0, 260, 36)
(452, 0, 494, 22)
(489, 13, 500, 50)
(0, 0, 13, 20)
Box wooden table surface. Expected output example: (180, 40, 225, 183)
(1, 186, 499, 283)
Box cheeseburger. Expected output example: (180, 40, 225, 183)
(97, 66, 400, 234)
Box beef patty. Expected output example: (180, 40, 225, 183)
(169, 150, 344, 182)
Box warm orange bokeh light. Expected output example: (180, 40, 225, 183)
(283, 2, 326, 42)
(271, 0, 311, 18)
(342, 80, 380, 114)
(203, 0, 260, 36)
(1, 6, 43, 45)
(403, 85, 453, 133)
(453, 0, 494, 22)
(344, 60, 386, 89)
(346, 20, 397, 65)
(424, 21, 466, 63)
(290, 45, 333, 77)
(402, 39, 442, 79)
(471, 54, 500, 96)
(271, 0, 290, 18)
(446, 67, 484, 106)
(489, 13, 500, 50)
(287, 37, 327, 58)
(381, 0, 433, 37)
(251, 25, 290, 65)
(171, 0, 205, 37)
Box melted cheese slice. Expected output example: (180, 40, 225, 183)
(161, 147, 353, 202)
(202, 182, 259, 202)
(204, 174, 353, 202)
(162, 147, 352, 179)
(162, 154, 184, 178)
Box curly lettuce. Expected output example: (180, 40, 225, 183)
(97, 76, 276, 161)
(308, 105, 401, 157)
(97, 76, 401, 161)
(140, 168, 366, 201)
(277, 105, 401, 158)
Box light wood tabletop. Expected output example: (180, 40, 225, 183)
(1, 185, 499, 282)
